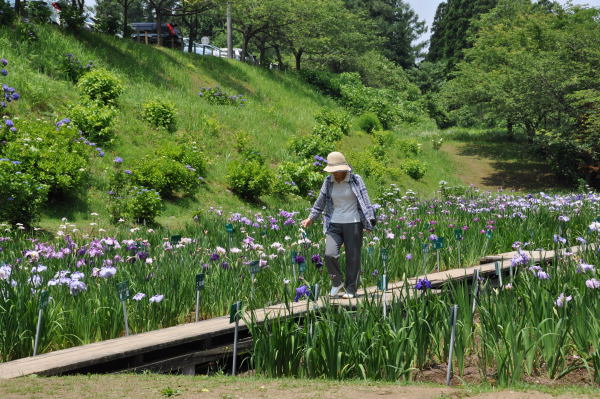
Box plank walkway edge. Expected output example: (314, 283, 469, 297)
(0, 244, 589, 379)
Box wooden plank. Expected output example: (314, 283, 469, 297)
(0, 244, 584, 379)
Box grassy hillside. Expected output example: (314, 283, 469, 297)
(0, 25, 465, 231)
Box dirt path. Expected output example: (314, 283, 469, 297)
(444, 141, 569, 192)
(1, 375, 598, 399)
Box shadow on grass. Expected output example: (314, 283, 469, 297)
(453, 131, 573, 191)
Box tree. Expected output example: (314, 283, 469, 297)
(442, 0, 600, 183)
(230, 0, 294, 62)
(427, 0, 498, 65)
(344, 0, 426, 68)
(95, 0, 122, 35)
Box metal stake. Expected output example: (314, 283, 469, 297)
(232, 317, 239, 376)
(195, 290, 201, 322)
(446, 304, 459, 385)
(122, 301, 130, 336)
(33, 308, 43, 356)
(471, 269, 480, 315)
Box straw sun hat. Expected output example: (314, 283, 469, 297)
(323, 152, 352, 173)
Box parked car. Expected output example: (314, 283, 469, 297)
(129, 22, 184, 50)
(219, 47, 256, 63)
(182, 39, 221, 57)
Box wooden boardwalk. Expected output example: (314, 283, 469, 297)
(0, 245, 585, 379)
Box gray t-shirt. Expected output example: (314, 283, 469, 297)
(330, 174, 360, 223)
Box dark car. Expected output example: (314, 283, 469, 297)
(130, 22, 184, 50)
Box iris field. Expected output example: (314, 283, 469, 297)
(1, 184, 600, 385)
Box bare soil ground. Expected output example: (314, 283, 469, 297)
(444, 142, 570, 192)
(1, 375, 599, 399)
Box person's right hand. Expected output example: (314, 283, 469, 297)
(300, 218, 313, 228)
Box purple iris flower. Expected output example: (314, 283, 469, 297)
(294, 285, 311, 302)
(295, 255, 305, 264)
(415, 278, 432, 290)
(209, 253, 220, 261)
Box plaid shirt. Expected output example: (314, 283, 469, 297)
(309, 172, 376, 233)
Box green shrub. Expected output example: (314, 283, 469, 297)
(61, 53, 94, 83)
(131, 157, 199, 198)
(69, 101, 117, 144)
(226, 159, 273, 200)
(315, 108, 351, 135)
(77, 69, 123, 105)
(56, 1, 86, 31)
(274, 161, 322, 198)
(109, 185, 163, 224)
(356, 112, 383, 133)
(349, 151, 387, 182)
(401, 159, 427, 180)
(141, 100, 177, 131)
(372, 130, 395, 147)
(155, 142, 207, 177)
(396, 139, 422, 156)
(0, 160, 49, 226)
(312, 123, 343, 143)
(0, 119, 90, 197)
(24, 0, 51, 24)
(431, 135, 443, 151)
(288, 134, 335, 160)
(297, 69, 341, 97)
(198, 86, 246, 106)
(0, 0, 15, 25)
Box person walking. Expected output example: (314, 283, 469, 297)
(300, 152, 376, 299)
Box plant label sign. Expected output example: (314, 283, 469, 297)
(367, 247, 374, 257)
(117, 280, 130, 302)
(422, 243, 430, 253)
(170, 235, 182, 244)
(39, 290, 49, 310)
(434, 237, 445, 250)
(229, 301, 242, 324)
(225, 223, 235, 233)
(485, 230, 493, 239)
(454, 229, 463, 240)
(291, 250, 297, 264)
(249, 260, 260, 275)
(195, 273, 205, 291)
(299, 261, 307, 274)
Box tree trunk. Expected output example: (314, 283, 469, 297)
(123, 1, 129, 38)
(156, 11, 162, 46)
(188, 17, 198, 53)
(241, 33, 251, 62)
(506, 120, 513, 140)
(293, 48, 303, 70)
(258, 44, 266, 66)
(14, 0, 21, 16)
(274, 45, 285, 70)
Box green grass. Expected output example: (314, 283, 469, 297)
(1, 374, 599, 398)
(1, 24, 567, 234)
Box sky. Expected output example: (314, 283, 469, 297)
(407, 0, 600, 47)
